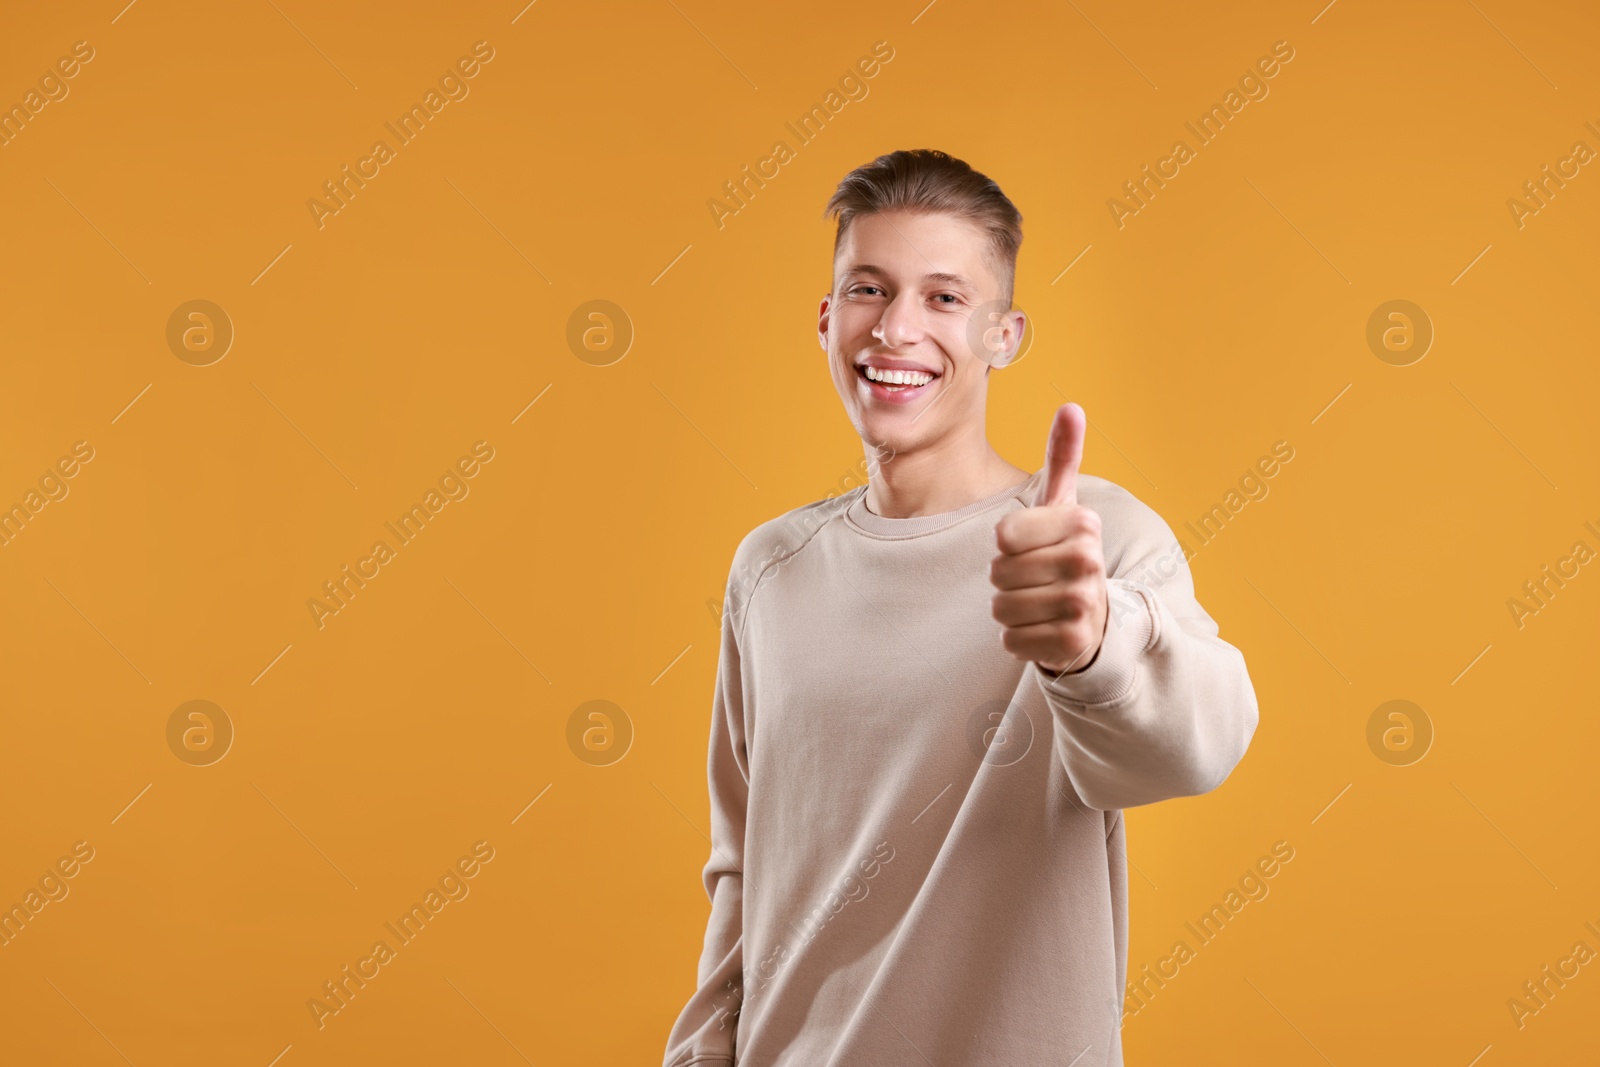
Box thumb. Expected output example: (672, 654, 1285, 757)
(1036, 402, 1085, 508)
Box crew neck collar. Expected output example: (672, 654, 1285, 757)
(844, 468, 1043, 539)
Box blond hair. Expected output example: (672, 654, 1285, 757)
(823, 148, 1023, 307)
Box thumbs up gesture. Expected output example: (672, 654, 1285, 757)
(990, 402, 1109, 676)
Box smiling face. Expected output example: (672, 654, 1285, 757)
(818, 209, 1023, 462)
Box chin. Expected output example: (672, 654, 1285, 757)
(856, 417, 912, 455)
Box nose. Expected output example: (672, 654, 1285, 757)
(871, 291, 924, 350)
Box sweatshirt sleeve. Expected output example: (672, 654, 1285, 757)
(1032, 487, 1259, 811)
(661, 569, 752, 1067)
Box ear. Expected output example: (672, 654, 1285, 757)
(988, 307, 1027, 369)
(817, 293, 831, 352)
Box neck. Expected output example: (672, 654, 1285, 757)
(862, 424, 1030, 518)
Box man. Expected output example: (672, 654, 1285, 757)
(662, 148, 1259, 1066)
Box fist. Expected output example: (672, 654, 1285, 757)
(990, 402, 1109, 675)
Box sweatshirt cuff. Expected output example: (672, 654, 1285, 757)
(1035, 579, 1155, 706)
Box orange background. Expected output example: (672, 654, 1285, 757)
(2, 1, 1598, 1064)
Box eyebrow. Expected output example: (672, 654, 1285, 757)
(842, 264, 980, 292)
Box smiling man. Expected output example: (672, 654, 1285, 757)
(662, 148, 1260, 1066)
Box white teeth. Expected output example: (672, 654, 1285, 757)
(864, 366, 934, 386)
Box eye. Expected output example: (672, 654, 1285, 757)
(852, 285, 883, 296)
(933, 293, 961, 305)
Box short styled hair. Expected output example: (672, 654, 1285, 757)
(823, 148, 1023, 308)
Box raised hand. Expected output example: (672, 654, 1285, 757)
(989, 402, 1109, 676)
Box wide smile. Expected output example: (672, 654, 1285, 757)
(855, 364, 940, 405)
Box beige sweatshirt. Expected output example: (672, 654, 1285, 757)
(662, 466, 1259, 1066)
